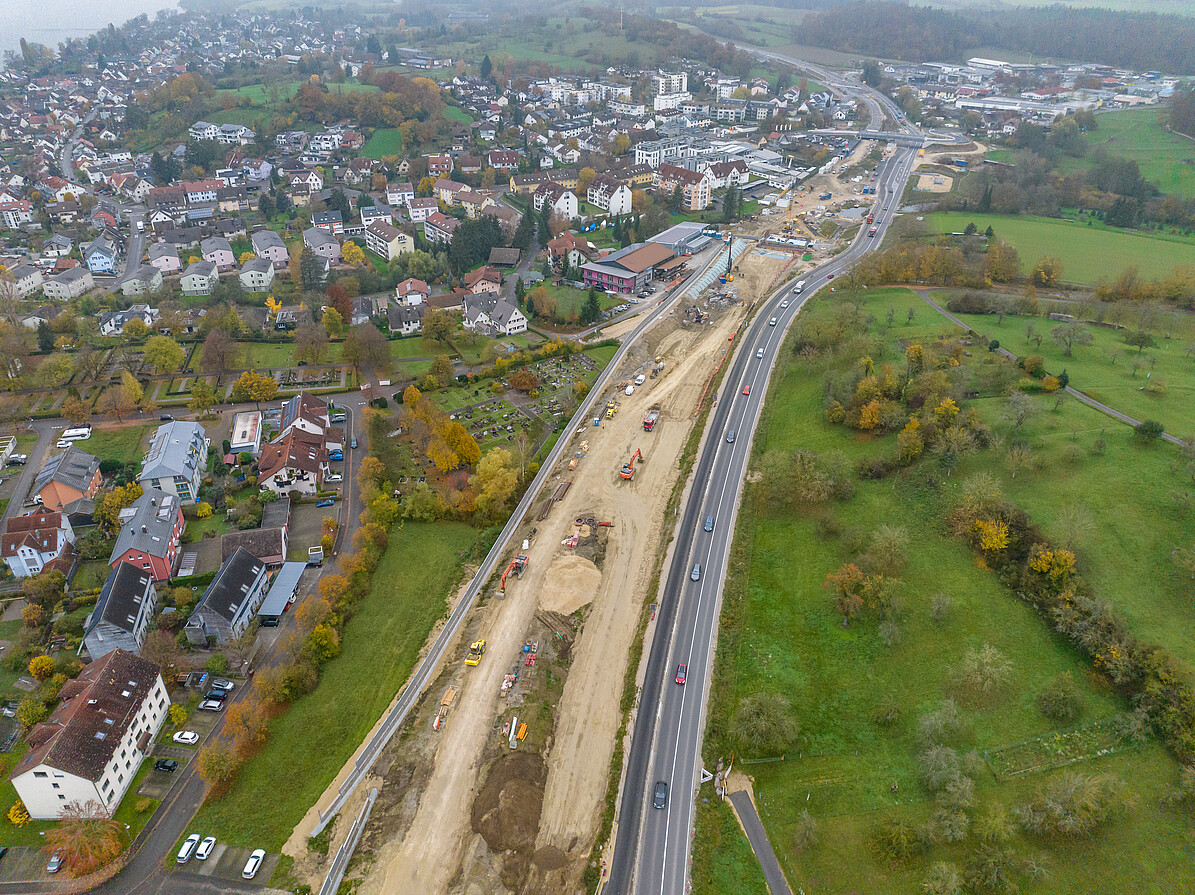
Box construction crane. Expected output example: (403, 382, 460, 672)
(620, 448, 643, 480)
(500, 554, 528, 593)
(465, 640, 486, 666)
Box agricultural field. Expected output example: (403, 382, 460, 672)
(1074, 108, 1195, 199)
(927, 212, 1195, 283)
(189, 522, 479, 848)
(699, 286, 1195, 894)
(360, 127, 403, 159)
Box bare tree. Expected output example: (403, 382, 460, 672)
(1051, 321, 1093, 357)
(1003, 392, 1038, 433)
(202, 327, 240, 374)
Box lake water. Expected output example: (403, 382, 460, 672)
(0, 0, 179, 61)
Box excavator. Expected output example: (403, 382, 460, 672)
(620, 448, 643, 480)
(500, 554, 528, 593)
(465, 640, 486, 666)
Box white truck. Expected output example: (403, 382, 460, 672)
(793, 279, 806, 294)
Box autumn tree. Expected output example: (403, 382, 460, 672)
(984, 239, 1020, 283)
(423, 308, 454, 343)
(201, 327, 239, 374)
(341, 240, 366, 266)
(197, 742, 241, 784)
(231, 369, 279, 408)
(94, 483, 144, 536)
(508, 369, 539, 392)
(224, 701, 268, 752)
(1031, 256, 1063, 288)
(429, 354, 454, 386)
(28, 655, 55, 682)
(1051, 321, 1093, 357)
(143, 335, 185, 374)
(61, 396, 91, 427)
(326, 284, 353, 321)
(342, 323, 391, 375)
(473, 448, 517, 518)
(188, 381, 218, 414)
(295, 321, 329, 365)
(322, 306, 344, 337)
(43, 800, 124, 875)
(824, 563, 866, 627)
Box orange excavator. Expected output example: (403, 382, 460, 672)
(620, 448, 643, 480)
(500, 554, 528, 592)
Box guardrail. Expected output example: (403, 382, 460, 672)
(317, 787, 378, 895)
(308, 242, 729, 839)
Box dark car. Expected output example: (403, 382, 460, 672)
(316, 498, 335, 508)
(154, 758, 179, 773)
(203, 689, 227, 702)
(676, 664, 687, 685)
(725, 430, 735, 443)
(159, 414, 174, 421)
(653, 781, 668, 809)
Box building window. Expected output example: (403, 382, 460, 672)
(58, 794, 66, 801)
(33, 771, 47, 778)
(52, 783, 60, 789)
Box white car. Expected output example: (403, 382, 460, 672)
(242, 848, 266, 879)
(780, 299, 789, 308)
(172, 730, 199, 745)
(195, 836, 217, 861)
(177, 834, 200, 864)
(325, 473, 343, 484)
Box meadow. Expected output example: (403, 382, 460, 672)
(1053, 107, 1195, 199)
(927, 212, 1195, 283)
(697, 286, 1195, 894)
(360, 127, 403, 159)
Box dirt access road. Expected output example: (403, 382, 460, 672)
(353, 249, 794, 895)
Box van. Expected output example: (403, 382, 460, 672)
(177, 834, 200, 864)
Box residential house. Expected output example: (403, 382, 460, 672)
(653, 164, 712, 211)
(229, 411, 262, 455)
(41, 234, 73, 258)
(140, 422, 208, 506)
(257, 428, 329, 496)
(1, 509, 75, 578)
(303, 227, 340, 261)
(705, 159, 749, 189)
(0, 200, 34, 229)
(349, 296, 374, 326)
(364, 220, 413, 262)
(423, 212, 459, 246)
(532, 181, 578, 220)
(458, 190, 492, 220)
(407, 197, 438, 223)
(387, 304, 425, 336)
(184, 548, 269, 646)
(427, 154, 454, 176)
(200, 236, 235, 270)
(119, 265, 163, 297)
(462, 295, 528, 336)
(146, 242, 180, 274)
(180, 260, 219, 297)
(8, 263, 43, 299)
(581, 241, 675, 294)
(98, 304, 159, 336)
(547, 232, 599, 270)
(32, 446, 102, 512)
(394, 278, 429, 305)
(20, 305, 57, 330)
(435, 178, 467, 205)
(360, 204, 393, 229)
(43, 267, 93, 300)
(107, 488, 185, 582)
(249, 229, 288, 269)
(180, 179, 222, 204)
(487, 150, 520, 171)
(464, 265, 502, 295)
(9, 649, 167, 819)
(239, 258, 275, 292)
(83, 231, 121, 274)
(312, 211, 344, 236)
(482, 203, 521, 237)
(83, 564, 157, 660)
(385, 182, 414, 207)
(587, 174, 632, 215)
(278, 392, 329, 440)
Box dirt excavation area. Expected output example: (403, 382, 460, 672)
(303, 246, 795, 895)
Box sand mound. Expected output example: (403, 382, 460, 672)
(538, 554, 601, 615)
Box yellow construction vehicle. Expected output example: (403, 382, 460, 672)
(465, 640, 486, 666)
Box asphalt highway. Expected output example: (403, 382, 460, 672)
(605, 140, 920, 895)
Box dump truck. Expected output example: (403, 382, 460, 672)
(643, 407, 660, 432)
(465, 640, 486, 666)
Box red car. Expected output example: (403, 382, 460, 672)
(827, 273, 835, 279)
(742, 385, 751, 396)
(676, 664, 688, 685)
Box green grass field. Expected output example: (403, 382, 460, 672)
(189, 522, 479, 848)
(941, 296, 1195, 440)
(239, 342, 296, 369)
(84, 424, 154, 465)
(1076, 108, 1195, 199)
(927, 213, 1195, 284)
(445, 106, 472, 124)
(698, 286, 1195, 894)
(361, 127, 403, 159)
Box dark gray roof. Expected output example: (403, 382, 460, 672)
(110, 488, 178, 561)
(198, 547, 266, 624)
(88, 563, 154, 638)
(251, 229, 286, 251)
(33, 445, 100, 496)
(260, 497, 291, 529)
(220, 528, 285, 563)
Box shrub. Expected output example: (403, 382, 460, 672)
(1021, 355, 1046, 377)
(135, 798, 152, 813)
(205, 654, 229, 675)
(1037, 672, 1083, 723)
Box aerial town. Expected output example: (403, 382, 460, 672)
(0, 2, 1192, 895)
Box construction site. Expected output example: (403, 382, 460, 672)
(279, 222, 813, 895)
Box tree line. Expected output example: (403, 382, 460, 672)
(799, 1, 1195, 73)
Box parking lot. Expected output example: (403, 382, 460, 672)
(171, 844, 279, 888)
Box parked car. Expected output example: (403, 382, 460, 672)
(210, 679, 235, 692)
(55, 439, 71, 449)
(160, 414, 174, 421)
(316, 498, 335, 508)
(195, 836, 216, 861)
(325, 473, 343, 484)
(5, 454, 26, 466)
(172, 731, 199, 745)
(203, 689, 227, 702)
(675, 664, 688, 685)
(177, 834, 200, 864)
(198, 699, 223, 712)
(328, 449, 344, 461)
(242, 848, 266, 879)
(653, 781, 668, 809)
(46, 853, 62, 874)
(154, 758, 179, 772)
